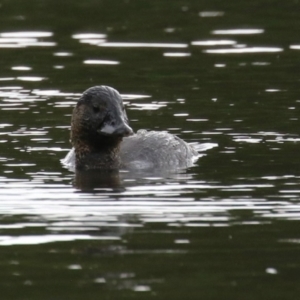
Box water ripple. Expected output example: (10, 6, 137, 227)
(0, 31, 55, 47)
(212, 29, 264, 35)
(204, 47, 283, 54)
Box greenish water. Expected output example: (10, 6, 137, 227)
(0, 0, 300, 299)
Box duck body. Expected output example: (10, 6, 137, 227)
(120, 130, 199, 170)
(63, 85, 200, 171)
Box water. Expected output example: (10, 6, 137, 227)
(0, 0, 300, 298)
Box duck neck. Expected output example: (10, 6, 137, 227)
(73, 138, 122, 170)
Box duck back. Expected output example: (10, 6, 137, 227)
(120, 130, 199, 170)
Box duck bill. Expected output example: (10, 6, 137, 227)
(98, 122, 133, 137)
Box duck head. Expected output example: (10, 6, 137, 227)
(71, 85, 133, 168)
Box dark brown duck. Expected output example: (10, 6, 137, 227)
(63, 85, 200, 170)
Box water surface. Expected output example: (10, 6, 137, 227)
(0, 0, 300, 299)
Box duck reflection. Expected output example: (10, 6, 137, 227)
(74, 169, 124, 192)
(73, 166, 195, 192)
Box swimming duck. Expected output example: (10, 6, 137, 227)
(62, 85, 200, 170)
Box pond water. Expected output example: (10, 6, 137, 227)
(1, 0, 300, 299)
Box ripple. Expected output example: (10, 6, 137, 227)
(32, 89, 79, 97)
(1, 107, 29, 111)
(78, 39, 106, 45)
(233, 138, 262, 143)
(9, 129, 47, 136)
(26, 147, 68, 152)
(130, 103, 166, 110)
(133, 285, 151, 292)
(23, 42, 56, 47)
(164, 28, 176, 33)
(0, 44, 24, 48)
(228, 132, 299, 144)
(204, 47, 283, 54)
(0, 86, 23, 90)
(0, 38, 36, 43)
(0, 32, 55, 48)
(121, 94, 151, 100)
(4, 163, 36, 167)
(265, 89, 281, 92)
(289, 45, 300, 50)
(84, 59, 120, 65)
(72, 33, 106, 39)
(174, 113, 189, 117)
(53, 52, 73, 56)
(262, 175, 296, 180)
(191, 40, 236, 46)
(174, 239, 190, 244)
(72, 33, 107, 46)
(252, 62, 270, 66)
(199, 11, 224, 17)
(1, 31, 53, 38)
(212, 29, 264, 35)
(98, 42, 188, 48)
(11, 66, 32, 71)
(0, 77, 15, 81)
(53, 101, 77, 108)
(17, 76, 46, 81)
(163, 52, 191, 57)
(0, 234, 119, 246)
(0, 123, 13, 128)
(0, 173, 295, 234)
(214, 64, 226, 68)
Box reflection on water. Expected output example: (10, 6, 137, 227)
(74, 169, 124, 191)
(0, 31, 55, 47)
(83, 59, 120, 65)
(199, 11, 225, 18)
(191, 40, 236, 46)
(212, 29, 264, 35)
(0, 162, 298, 236)
(204, 47, 283, 54)
(0, 234, 118, 246)
(163, 52, 191, 57)
(98, 42, 188, 48)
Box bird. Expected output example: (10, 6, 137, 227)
(62, 85, 201, 171)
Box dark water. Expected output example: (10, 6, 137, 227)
(1, 0, 300, 299)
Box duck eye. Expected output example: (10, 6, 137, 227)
(93, 106, 100, 113)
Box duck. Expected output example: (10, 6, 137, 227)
(62, 85, 201, 171)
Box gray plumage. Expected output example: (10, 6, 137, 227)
(62, 85, 200, 171)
